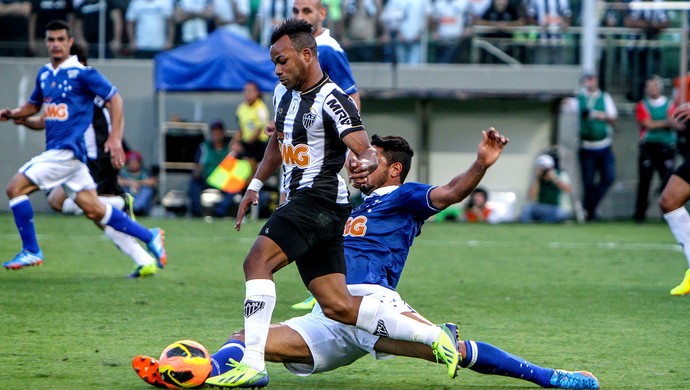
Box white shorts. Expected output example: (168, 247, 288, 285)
(19, 150, 97, 197)
(282, 284, 416, 376)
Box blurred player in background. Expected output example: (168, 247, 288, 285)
(12, 43, 159, 278)
(0, 20, 166, 272)
(134, 130, 599, 389)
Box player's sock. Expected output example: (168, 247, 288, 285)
(211, 340, 246, 376)
(99, 195, 125, 210)
(61, 198, 84, 214)
(663, 207, 690, 268)
(103, 226, 155, 266)
(462, 340, 554, 387)
(100, 204, 153, 243)
(241, 279, 276, 372)
(355, 295, 441, 345)
(10, 196, 40, 254)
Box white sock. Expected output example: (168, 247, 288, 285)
(663, 207, 690, 268)
(242, 279, 276, 371)
(355, 295, 441, 346)
(99, 195, 125, 210)
(104, 226, 155, 266)
(61, 198, 83, 215)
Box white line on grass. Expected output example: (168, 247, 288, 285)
(418, 239, 681, 252)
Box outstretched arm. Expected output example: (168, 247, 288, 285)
(429, 128, 509, 210)
(0, 102, 41, 121)
(13, 114, 46, 130)
(342, 130, 378, 185)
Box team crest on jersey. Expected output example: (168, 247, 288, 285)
(302, 112, 316, 129)
(40, 71, 49, 81)
(67, 69, 79, 79)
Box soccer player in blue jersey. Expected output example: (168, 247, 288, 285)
(293, 0, 360, 109)
(0, 20, 167, 271)
(201, 19, 461, 387)
(10, 43, 160, 279)
(133, 130, 599, 389)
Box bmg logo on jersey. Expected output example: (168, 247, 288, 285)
(344, 215, 367, 237)
(279, 142, 310, 168)
(43, 103, 69, 121)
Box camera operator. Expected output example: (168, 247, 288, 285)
(520, 154, 573, 223)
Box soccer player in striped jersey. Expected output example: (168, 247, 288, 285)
(661, 102, 690, 295)
(134, 130, 599, 389)
(204, 19, 461, 387)
(0, 20, 166, 271)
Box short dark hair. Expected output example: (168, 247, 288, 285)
(371, 134, 414, 183)
(270, 19, 317, 57)
(46, 20, 71, 37)
(70, 43, 88, 65)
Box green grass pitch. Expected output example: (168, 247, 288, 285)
(1, 213, 689, 389)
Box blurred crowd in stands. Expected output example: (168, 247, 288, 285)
(0, 0, 686, 71)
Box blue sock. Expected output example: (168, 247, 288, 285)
(210, 340, 245, 376)
(102, 204, 153, 243)
(10, 196, 40, 254)
(462, 340, 555, 387)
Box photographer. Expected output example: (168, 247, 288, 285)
(520, 154, 573, 223)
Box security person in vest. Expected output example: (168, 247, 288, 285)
(577, 72, 618, 221)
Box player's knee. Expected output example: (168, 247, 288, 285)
(47, 196, 63, 212)
(81, 203, 105, 221)
(320, 300, 357, 325)
(659, 192, 680, 214)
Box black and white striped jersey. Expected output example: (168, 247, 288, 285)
(273, 75, 365, 204)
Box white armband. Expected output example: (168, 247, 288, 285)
(247, 178, 264, 192)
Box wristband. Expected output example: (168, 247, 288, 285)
(247, 178, 263, 192)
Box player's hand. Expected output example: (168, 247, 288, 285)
(104, 136, 126, 169)
(235, 190, 259, 231)
(0, 108, 13, 121)
(348, 148, 378, 185)
(477, 127, 509, 167)
(674, 103, 690, 122)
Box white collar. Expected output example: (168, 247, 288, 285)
(362, 185, 399, 200)
(48, 55, 82, 73)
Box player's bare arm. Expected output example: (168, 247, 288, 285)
(235, 132, 282, 231)
(343, 130, 378, 184)
(104, 93, 125, 169)
(0, 102, 41, 122)
(430, 128, 509, 210)
(13, 114, 46, 130)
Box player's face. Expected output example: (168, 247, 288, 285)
(645, 79, 661, 99)
(292, 0, 325, 31)
(45, 29, 73, 64)
(359, 147, 389, 196)
(270, 36, 307, 90)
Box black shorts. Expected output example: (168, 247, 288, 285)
(87, 156, 124, 196)
(259, 192, 351, 286)
(673, 158, 690, 184)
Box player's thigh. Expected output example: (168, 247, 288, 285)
(265, 324, 313, 364)
(74, 189, 106, 219)
(282, 312, 374, 375)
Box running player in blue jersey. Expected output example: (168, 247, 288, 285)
(201, 19, 461, 388)
(0, 20, 166, 271)
(133, 129, 599, 389)
(11, 42, 160, 279)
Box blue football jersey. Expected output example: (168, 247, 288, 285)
(315, 29, 358, 96)
(28, 55, 117, 162)
(344, 183, 441, 290)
